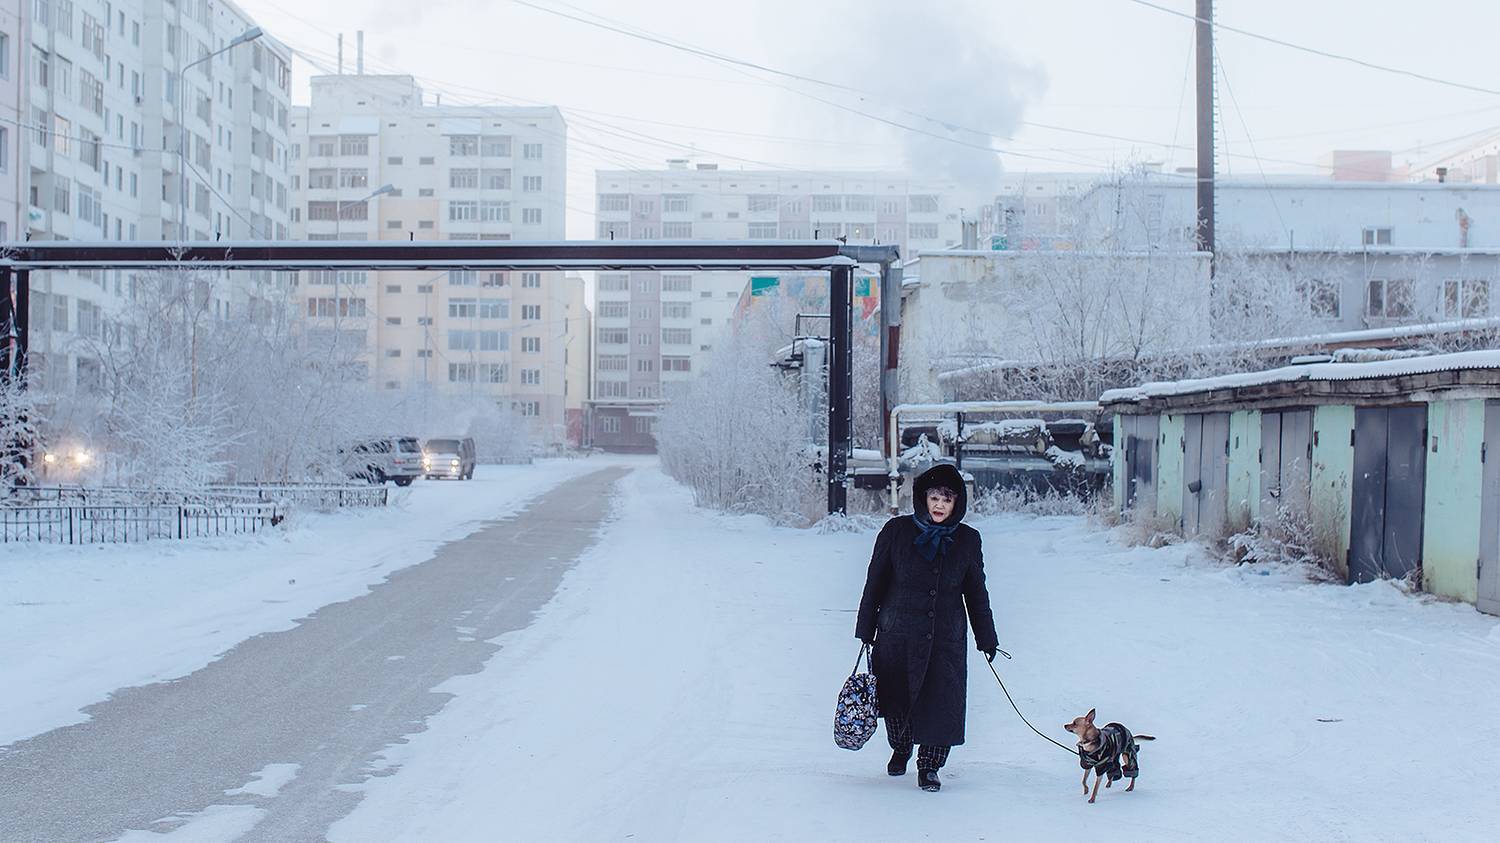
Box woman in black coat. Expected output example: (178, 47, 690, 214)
(855, 463, 998, 792)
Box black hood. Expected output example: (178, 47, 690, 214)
(913, 463, 967, 525)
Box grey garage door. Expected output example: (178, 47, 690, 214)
(1183, 413, 1230, 538)
(1349, 406, 1427, 584)
(1260, 410, 1313, 523)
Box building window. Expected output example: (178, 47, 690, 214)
(339, 135, 369, 156)
(480, 298, 509, 319)
(450, 270, 478, 286)
(1367, 279, 1416, 319)
(449, 298, 478, 318)
(637, 332, 652, 347)
(909, 195, 940, 213)
(662, 222, 692, 238)
(663, 356, 692, 372)
(598, 302, 629, 319)
(598, 328, 629, 345)
(662, 194, 691, 213)
(387, 156, 403, 165)
(522, 175, 542, 192)
(747, 222, 778, 239)
(662, 328, 692, 345)
(483, 169, 511, 190)
(598, 354, 628, 371)
(449, 201, 478, 221)
(812, 195, 842, 213)
(1301, 279, 1340, 319)
(662, 274, 692, 292)
(522, 336, 541, 353)
(480, 363, 508, 383)
(450, 168, 479, 189)
(479, 330, 505, 351)
(522, 272, 541, 288)
(599, 194, 629, 212)
(599, 274, 630, 292)
(385, 316, 402, 326)
(600, 415, 621, 434)
(522, 208, 543, 225)
(339, 168, 369, 189)
(1444, 279, 1491, 319)
(521, 304, 542, 321)
(1362, 227, 1393, 247)
(597, 381, 628, 398)
(449, 330, 477, 351)
(662, 302, 692, 319)
(480, 200, 510, 222)
(448, 362, 476, 382)
(748, 194, 777, 213)
(522, 142, 543, 159)
(483, 136, 512, 157)
(521, 368, 542, 385)
(450, 135, 478, 156)
(908, 223, 939, 239)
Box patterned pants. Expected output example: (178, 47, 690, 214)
(885, 716, 952, 771)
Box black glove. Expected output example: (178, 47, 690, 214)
(984, 648, 997, 663)
(859, 637, 875, 646)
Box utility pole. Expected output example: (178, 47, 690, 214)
(1195, 0, 1216, 274)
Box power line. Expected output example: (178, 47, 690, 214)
(1124, 0, 1500, 97)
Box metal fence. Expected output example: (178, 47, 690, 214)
(1, 483, 388, 544)
(1, 503, 284, 544)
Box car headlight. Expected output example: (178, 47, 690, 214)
(73, 450, 92, 465)
(43, 453, 57, 464)
(450, 459, 460, 466)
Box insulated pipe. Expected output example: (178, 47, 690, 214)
(885, 400, 1102, 512)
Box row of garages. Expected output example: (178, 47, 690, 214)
(1101, 351, 1500, 617)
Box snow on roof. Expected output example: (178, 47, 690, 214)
(1100, 349, 1500, 404)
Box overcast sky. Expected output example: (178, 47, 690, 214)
(236, 0, 1500, 238)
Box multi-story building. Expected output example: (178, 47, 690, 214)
(288, 74, 585, 446)
(20, 0, 293, 392)
(0, 0, 23, 242)
(589, 161, 964, 451)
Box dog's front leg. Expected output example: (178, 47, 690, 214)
(1126, 774, 1136, 793)
(1088, 771, 1104, 804)
(1080, 768, 1090, 795)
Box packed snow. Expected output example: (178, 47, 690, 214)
(0, 459, 605, 746)
(328, 465, 1498, 841)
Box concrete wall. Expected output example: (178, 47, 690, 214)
(1227, 410, 1261, 534)
(1422, 399, 1485, 602)
(1156, 413, 1185, 525)
(1311, 406, 1356, 580)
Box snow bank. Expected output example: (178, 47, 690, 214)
(0, 459, 608, 746)
(330, 465, 1499, 841)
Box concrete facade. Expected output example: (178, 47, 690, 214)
(899, 250, 1213, 404)
(22, 0, 294, 393)
(288, 75, 584, 446)
(589, 163, 965, 452)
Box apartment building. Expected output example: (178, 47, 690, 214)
(19, 0, 293, 392)
(0, 1, 23, 241)
(590, 161, 964, 451)
(288, 74, 586, 446)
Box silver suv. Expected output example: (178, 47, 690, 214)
(423, 436, 477, 480)
(341, 436, 424, 486)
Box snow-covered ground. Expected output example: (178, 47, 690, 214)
(332, 465, 1500, 842)
(0, 458, 608, 746)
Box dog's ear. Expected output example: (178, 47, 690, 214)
(1085, 708, 1096, 723)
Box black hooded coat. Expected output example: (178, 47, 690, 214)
(854, 463, 998, 747)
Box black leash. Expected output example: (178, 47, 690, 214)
(986, 655, 1080, 758)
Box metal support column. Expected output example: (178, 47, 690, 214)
(15, 269, 29, 385)
(0, 267, 13, 377)
(828, 264, 853, 515)
(878, 260, 903, 456)
(1195, 0, 1216, 272)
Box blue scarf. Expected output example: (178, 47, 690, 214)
(911, 513, 958, 562)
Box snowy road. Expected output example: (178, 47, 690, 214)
(0, 465, 628, 843)
(4, 461, 1499, 841)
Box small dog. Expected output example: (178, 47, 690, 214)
(1063, 708, 1156, 804)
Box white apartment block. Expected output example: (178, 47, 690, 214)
(590, 161, 964, 451)
(18, 0, 293, 392)
(288, 74, 586, 446)
(0, 1, 23, 241)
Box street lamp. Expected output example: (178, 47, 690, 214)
(175, 26, 263, 240)
(333, 183, 396, 356)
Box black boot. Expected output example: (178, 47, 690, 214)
(917, 769, 941, 792)
(887, 750, 911, 776)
